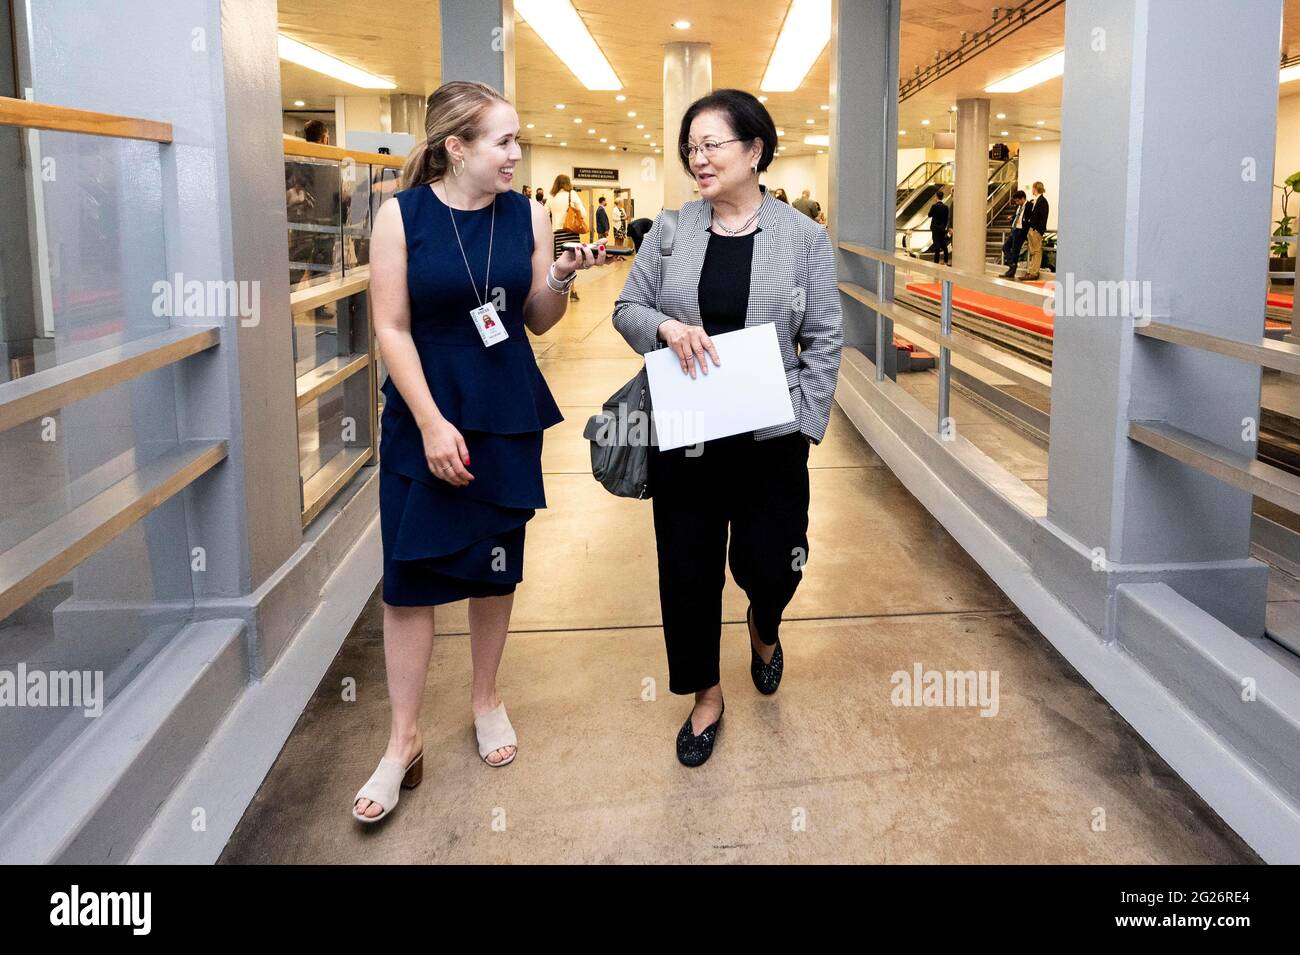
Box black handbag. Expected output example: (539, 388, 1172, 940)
(584, 209, 679, 498)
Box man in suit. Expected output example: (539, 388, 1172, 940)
(1000, 190, 1029, 279)
(1022, 181, 1049, 280)
(928, 189, 951, 265)
(596, 196, 611, 241)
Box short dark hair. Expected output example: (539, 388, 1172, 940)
(1013, 189, 1027, 200)
(677, 88, 777, 176)
(936, 189, 945, 199)
(304, 119, 327, 143)
(599, 196, 606, 203)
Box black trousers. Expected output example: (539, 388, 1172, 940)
(931, 229, 950, 264)
(648, 429, 811, 695)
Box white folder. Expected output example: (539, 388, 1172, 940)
(645, 323, 796, 451)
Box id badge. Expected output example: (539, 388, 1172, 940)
(471, 302, 508, 347)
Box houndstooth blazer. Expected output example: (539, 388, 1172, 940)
(611, 185, 843, 444)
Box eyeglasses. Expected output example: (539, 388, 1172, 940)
(680, 138, 742, 161)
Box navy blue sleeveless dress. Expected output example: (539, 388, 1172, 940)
(378, 185, 563, 605)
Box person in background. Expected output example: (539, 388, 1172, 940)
(546, 174, 589, 302)
(1022, 181, 1049, 281)
(596, 196, 610, 242)
(792, 189, 821, 221)
(612, 195, 629, 252)
(304, 119, 329, 145)
(535, 187, 545, 205)
(521, 184, 531, 197)
(928, 188, 951, 265)
(1000, 190, 1028, 279)
(772, 187, 789, 203)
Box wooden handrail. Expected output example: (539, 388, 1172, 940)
(0, 439, 228, 620)
(0, 326, 220, 434)
(0, 95, 172, 142)
(284, 135, 405, 169)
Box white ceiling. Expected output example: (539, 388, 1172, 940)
(277, 0, 1300, 156)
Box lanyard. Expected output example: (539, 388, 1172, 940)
(442, 184, 495, 307)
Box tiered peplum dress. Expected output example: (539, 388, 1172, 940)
(378, 184, 563, 606)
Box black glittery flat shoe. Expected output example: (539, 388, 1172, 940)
(676, 701, 724, 767)
(748, 604, 784, 695)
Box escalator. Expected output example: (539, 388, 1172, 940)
(894, 158, 1017, 255)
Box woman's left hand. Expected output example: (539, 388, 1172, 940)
(555, 242, 611, 279)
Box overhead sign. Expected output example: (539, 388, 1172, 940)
(574, 166, 619, 182)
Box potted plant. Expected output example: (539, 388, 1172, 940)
(1271, 171, 1300, 282)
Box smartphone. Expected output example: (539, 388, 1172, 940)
(561, 241, 634, 257)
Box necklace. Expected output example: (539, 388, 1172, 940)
(710, 195, 763, 235)
(438, 181, 495, 306)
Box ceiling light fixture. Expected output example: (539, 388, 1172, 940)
(293, 100, 306, 107)
(515, 0, 623, 90)
(760, 0, 831, 92)
(674, 19, 691, 29)
(804, 134, 829, 146)
(920, 118, 930, 125)
(1282, 63, 1300, 83)
(277, 34, 395, 89)
(985, 50, 1064, 93)
(996, 112, 1006, 119)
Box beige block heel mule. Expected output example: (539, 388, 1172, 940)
(351, 750, 423, 824)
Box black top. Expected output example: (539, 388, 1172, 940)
(697, 229, 757, 337)
(928, 199, 949, 232)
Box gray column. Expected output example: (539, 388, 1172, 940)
(662, 42, 712, 210)
(440, 0, 515, 102)
(953, 97, 989, 273)
(829, 0, 899, 368)
(1040, 0, 1282, 637)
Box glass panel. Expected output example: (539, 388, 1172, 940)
(343, 160, 371, 273)
(297, 373, 372, 489)
(0, 130, 167, 384)
(292, 291, 367, 379)
(0, 363, 195, 806)
(285, 157, 342, 291)
(0, 491, 195, 807)
(0, 365, 183, 553)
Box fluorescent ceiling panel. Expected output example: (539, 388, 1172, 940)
(277, 34, 395, 89)
(515, 0, 622, 90)
(761, 0, 831, 92)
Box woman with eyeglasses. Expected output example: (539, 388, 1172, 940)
(612, 89, 843, 766)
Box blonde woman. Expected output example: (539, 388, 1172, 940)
(546, 174, 588, 301)
(352, 81, 610, 823)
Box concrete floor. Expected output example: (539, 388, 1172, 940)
(221, 262, 1259, 864)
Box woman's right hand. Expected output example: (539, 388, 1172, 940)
(657, 319, 720, 379)
(421, 418, 473, 486)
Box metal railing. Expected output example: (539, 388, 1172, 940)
(0, 99, 226, 622)
(1129, 317, 1300, 510)
(839, 243, 1054, 435)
